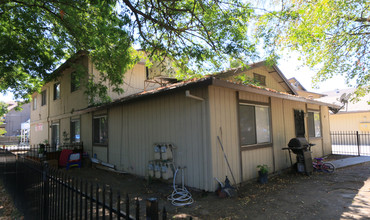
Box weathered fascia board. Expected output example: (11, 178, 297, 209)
(212, 78, 341, 110)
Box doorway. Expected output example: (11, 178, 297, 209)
(51, 123, 59, 150)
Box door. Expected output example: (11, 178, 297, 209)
(51, 123, 60, 150)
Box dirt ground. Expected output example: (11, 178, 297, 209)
(0, 181, 23, 219)
(64, 155, 370, 219)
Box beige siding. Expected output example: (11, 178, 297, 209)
(321, 106, 332, 155)
(81, 113, 92, 155)
(208, 86, 241, 189)
(241, 148, 274, 180)
(239, 92, 269, 103)
(108, 106, 122, 166)
(30, 121, 48, 145)
(330, 112, 370, 132)
(271, 97, 290, 171)
(207, 88, 332, 190)
(107, 88, 212, 191)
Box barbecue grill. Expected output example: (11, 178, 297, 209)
(283, 137, 315, 174)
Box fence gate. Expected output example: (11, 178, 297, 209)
(331, 131, 370, 156)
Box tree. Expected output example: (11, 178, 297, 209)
(257, 0, 369, 97)
(0, 0, 257, 103)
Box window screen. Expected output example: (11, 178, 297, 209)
(239, 104, 271, 146)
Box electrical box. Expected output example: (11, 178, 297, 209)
(154, 145, 161, 160)
(154, 162, 161, 179)
(161, 144, 173, 160)
(148, 162, 154, 177)
(161, 162, 174, 180)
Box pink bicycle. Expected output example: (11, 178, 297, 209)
(312, 158, 335, 173)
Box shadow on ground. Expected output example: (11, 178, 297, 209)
(63, 158, 370, 219)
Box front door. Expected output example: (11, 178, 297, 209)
(51, 123, 59, 150)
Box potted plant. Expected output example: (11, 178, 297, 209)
(38, 143, 45, 158)
(257, 164, 269, 184)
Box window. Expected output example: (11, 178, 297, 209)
(253, 73, 266, 86)
(70, 119, 81, 143)
(41, 90, 47, 106)
(308, 112, 321, 138)
(294, 109, 305, 137)
(54, 83, 60, 100)
(71, 71, 80, 92)
(239, 104, 271, 146)
(93, 116, 108, 145)
(33, 97, 37, 110)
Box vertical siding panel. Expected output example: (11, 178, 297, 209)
(271, 97, 288, 171)
(108, 107, 122, 165)
(321, 106, 331, 155)
(112, 88, 206, 189)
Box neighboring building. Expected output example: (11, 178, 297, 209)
(318, 88, 370, 132)
(289, 77, 326, 99)
(30, 52, 339, 191)
(3, 102, 30, 137)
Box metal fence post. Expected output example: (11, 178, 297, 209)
(42, 162, 49, 220)
(357, 131, 361, 156)
(146, 198, 158, 220)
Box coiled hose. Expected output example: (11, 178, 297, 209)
(167, 168, 194, 206)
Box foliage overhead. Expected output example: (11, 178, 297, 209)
(257, 0, 370, 97)
(0, 0, 257, 103)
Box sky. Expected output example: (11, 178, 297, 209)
(277, 56, 351, 94)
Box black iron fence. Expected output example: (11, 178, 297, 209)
(0, 150, 167, 219)
(331, 131, 370, 156)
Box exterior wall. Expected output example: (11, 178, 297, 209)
(207, 86, 332, 190)
(297, 90, 323, 99)
(320, 106, 331, 155)
(30, 121, 48, 145)
(329, 112, 370, 132)
(223, 66, 288, 93)
(104, 87, 212, 191)
(30, 56, 89, 145)
(81, 113, 92, 155)
(88, 59, 169, 103)
(208, 86, 241, 187)
(4, 103, 30, 136)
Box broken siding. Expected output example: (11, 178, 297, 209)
(107, 87, 212, 190)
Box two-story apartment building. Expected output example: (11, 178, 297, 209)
(30, 51, 339, 191)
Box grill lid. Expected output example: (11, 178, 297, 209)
(288, 137, 310, 149)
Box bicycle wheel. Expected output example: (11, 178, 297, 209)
(322, 162, 335, 173)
